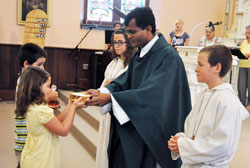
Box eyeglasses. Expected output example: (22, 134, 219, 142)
(112, 41, 127, 46)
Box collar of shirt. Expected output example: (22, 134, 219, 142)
(206, 36, 217, 43)
(139, 35, 159, 58)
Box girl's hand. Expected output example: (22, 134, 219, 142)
(71, 97, 85, 109)
(47, 89, 60, 109)
(48, 101, 61, 110)
(67, 97, 84, 109)
(104, 78, 114, 86)
(67, 98, 73, 106)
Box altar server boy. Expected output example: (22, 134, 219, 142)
(168, 45, 249, 168)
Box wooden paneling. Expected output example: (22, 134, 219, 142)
(0, 44, 20, 90)
(0, 44, 112, 100)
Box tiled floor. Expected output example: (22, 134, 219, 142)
(1, 101, 250, 168)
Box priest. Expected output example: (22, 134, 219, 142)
(85, 7, 191, 168)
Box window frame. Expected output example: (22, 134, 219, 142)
(82, 0, 150, 28)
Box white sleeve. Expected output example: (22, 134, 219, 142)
(98, 87, 111, 115)
(99, 88, 131, 125)
(171, 151, 180, 160)
(111, 94, 130, 125)
(178, 99, 241, 165)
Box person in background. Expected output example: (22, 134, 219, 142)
(168, 45, 249, 167)
(237, 25, 250, 110)
(104, 21, 124, 71)
(106, 21, 123, 51)
(198, 24, 223, 47)
(95, 28, 135, 168)
(113, 21, 122, 30)
(168, 19, 189, 47)
(102, 29, 135, 87)
(16, 67, 84, 168)
(84, 7, 191, 168)
(14, 43, 59, 168)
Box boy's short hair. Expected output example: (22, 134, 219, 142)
(200, 45, 232, 77)
(18, 43, 47, 67)
(124, 7, 156, 34)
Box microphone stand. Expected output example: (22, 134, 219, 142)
(190, 21, 222, 44)
(68, 27, 94, 91)
(189, 22, 208, 44)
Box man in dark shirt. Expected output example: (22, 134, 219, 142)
(85, 7, 191, 168)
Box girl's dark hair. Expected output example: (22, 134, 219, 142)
(15, 66, 50, 117)
(200, 45, 232, 77)
(110, 28, 135, 67)
(18, 43, 47, 67)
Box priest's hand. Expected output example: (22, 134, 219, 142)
(168, 135, 179, 154)
(83, 89, 101, 98)
(84, 93, 111, 107)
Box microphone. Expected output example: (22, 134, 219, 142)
(208, 21, 222, 27)
(213, 21, 222, 25)
(108, 7, 126, 19)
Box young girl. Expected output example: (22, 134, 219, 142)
(168, 45, 249, 167)
(101, 28, 134, 87)
(168, 19, 189, 47)
(95, 28, 135, 168)
(14, 43, 59, 168)
(15, 66, 84, 168)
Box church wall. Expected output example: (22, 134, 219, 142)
(0, 0, 227, 100)
(0, 0, 226, 48)
(157, 0, 226, 46)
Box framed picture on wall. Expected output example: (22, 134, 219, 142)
(18, 0, 49, 24)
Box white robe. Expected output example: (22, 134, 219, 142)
(95, 57, 127, 168)
(172, 83, 249, 168)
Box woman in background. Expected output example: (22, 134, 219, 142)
(198, 24, 223, 47)
(95, 28, 135, 168)
(237, 25, 250, 110)
(168, 19, 189, 47)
